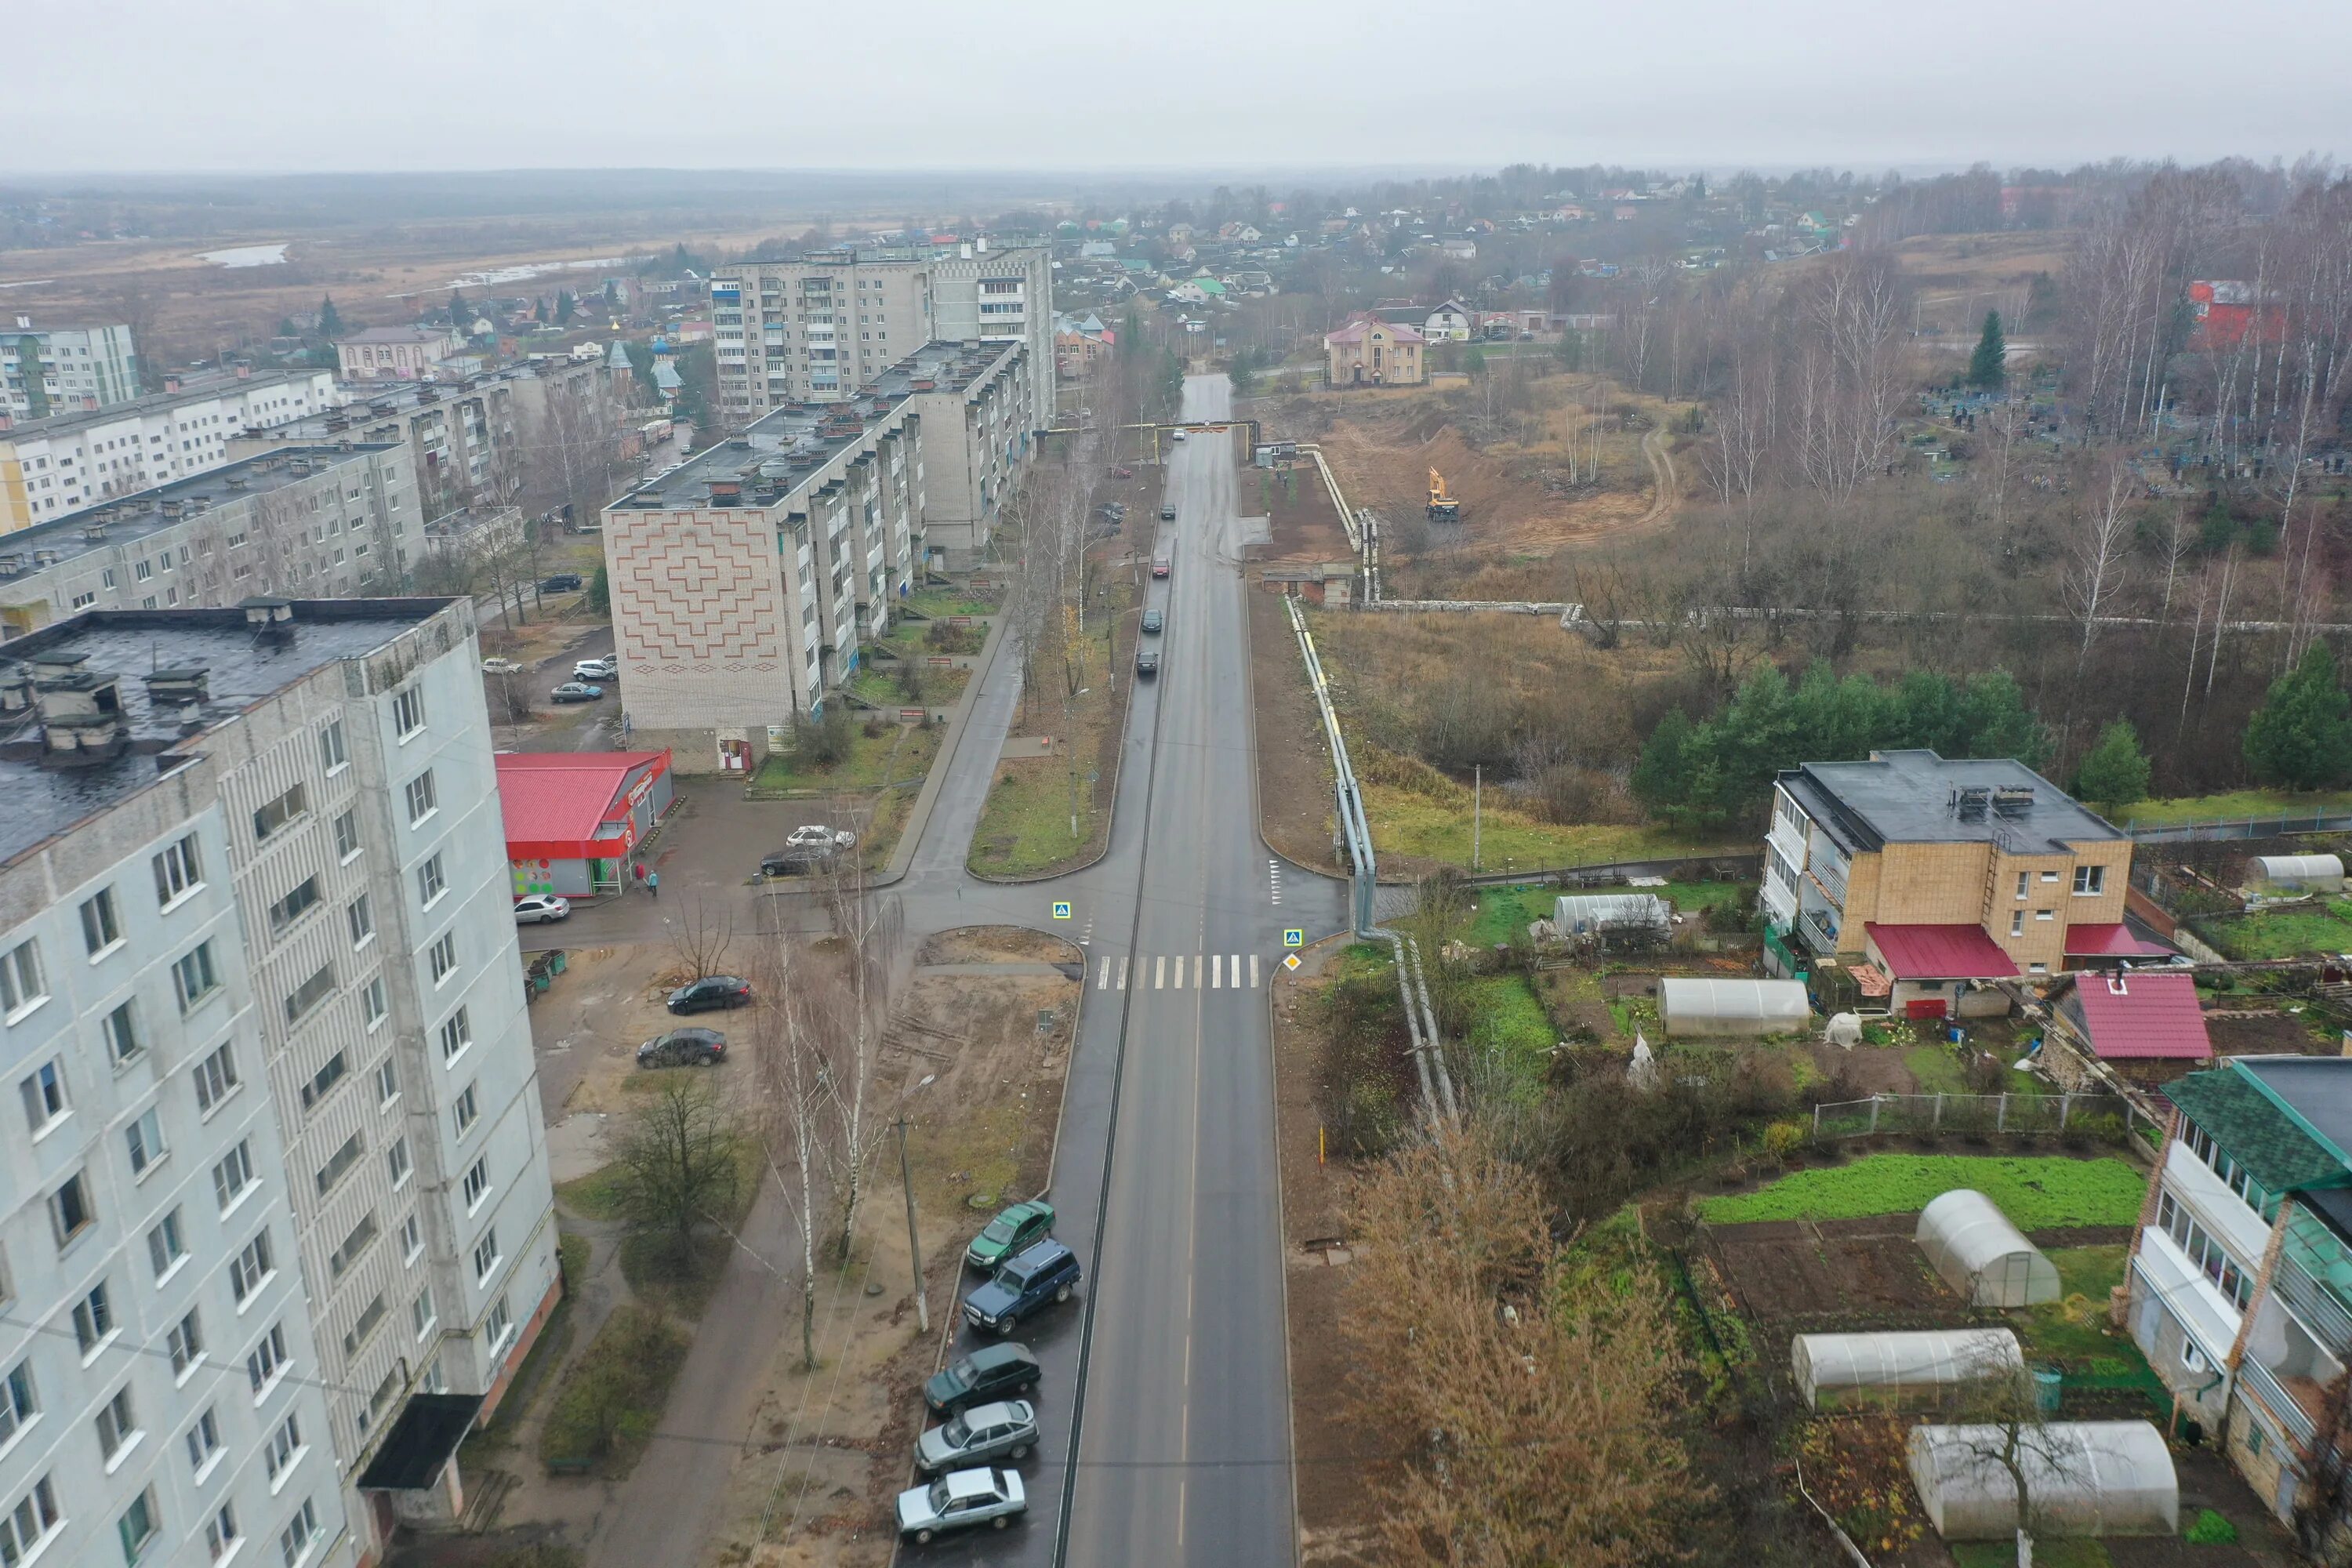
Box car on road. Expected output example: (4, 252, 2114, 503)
(965, 1200, 1054, 1270)
(1135, 648, 1160, 679)
(786, 823, 855, 850)
(915, 1400, 1037, 1475)
(1169, 427, 1188, 443)
(540, 573, 585, 592)
(481, 657, 524, 675)
(667, 975, 752, 1014)
(1141, 610, 1163, 634)
(964, 1240, 1080, 1334)
(1160, 503, 1176, 521)
(574, 655, 618, 681)
(924, 1344, 1040, 1415)
(1151, 546, 1172, 579)
(636, 1027, 726, 1068)
(549, 681, 604, 703)
(895, 1468, 1025, 1544)
(511, 895, 570, 924)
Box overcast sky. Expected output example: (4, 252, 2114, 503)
(13, 0, 2348, 176)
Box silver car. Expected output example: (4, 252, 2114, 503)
(895, 1467, 1025, 1544)
(915, 1400, 1036, 1475)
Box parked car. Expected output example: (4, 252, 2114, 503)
(895, 1468, 1025, 1544)
(1135, 649, 1160, 679)
(636, 1027, 726, 1068)
(1151, 546, 1172, 579)
(965, 1200, 1055, 1270)
(1169, 428, 1188, 443)
(1141, 610, 1163, 634)
(964, 1240, 1080, 1334)
(786, 823, 855, 849)
(550, 682, 603, 703)
(667, 975, 752, 1014)
(915, 1400, 1037, 1475)
(1112, 465, 1134, 479)
(924, 1344, 1039, 1415)
(481, 657, 524, 675)
(759, 845, 836, 877)
(1160, 504, 1176, 521)
(511, 895, 570, 924)
(540, 573, 585, 592)
(574, 655, 617, 681)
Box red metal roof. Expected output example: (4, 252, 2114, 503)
(498, 750, 669, 858)
(1864, 923, 2020, 980)
(2063, 922, 2176, 960)
(2066, 971, 2212, 1060)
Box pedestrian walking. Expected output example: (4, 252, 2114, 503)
(648, 871, 659, 899)
(633, 862, 646, 892)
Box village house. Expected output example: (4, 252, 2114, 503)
(1323, 313, 1425, 387)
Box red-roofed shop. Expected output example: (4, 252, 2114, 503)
(497, 750, 673, 898)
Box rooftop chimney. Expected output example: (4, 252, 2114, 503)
(30, 652, 129, 768)
(241, 595, 296, 647)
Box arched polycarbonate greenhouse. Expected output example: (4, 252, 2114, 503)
(1657, 978, 1812, 1037)
(1789, 1329, 2024, 1410)
(1907, 1421, 2179, 1540)
(2251, 854, 2345, 893)
(1915, 1189, 2061, 1307)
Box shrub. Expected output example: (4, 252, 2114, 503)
(2183, 1508, 2238, 1544)
(800, 705, 854, 767)
(540, 1305, 688, 1474)
(1761, 1121, 1809, 1163)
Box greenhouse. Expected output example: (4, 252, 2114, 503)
(1907, 1421, 2179, 1540)
(1915, 1189, 2061, 1307)
(1789, 1328, 2024, 1410)
(2250, 853, 2344, 893)
(1549, 893, 1671, 938)
(1657, 978, 1811, 1037)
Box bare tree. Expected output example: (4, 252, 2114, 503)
(1930, 1345, 2101, 1568)
(2062, 460, 2136, 688)
(606, 1074, 743, 1274)
(819, 845, 904, 1260)
(668, 893, 736, 984)
(746, 927, 842, 1371)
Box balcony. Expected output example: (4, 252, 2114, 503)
(2236, 1355, 2321, 1449)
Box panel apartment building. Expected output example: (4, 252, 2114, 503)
(1, 368, 341, 535)
(710, 240, 1051, 419)
(2, 320, 141, 420)
(602, 339, 1034, 771)
(0, 445, 419, 641)
(0, 597, 561, 1568)
(1762, 750, 2135, 1014)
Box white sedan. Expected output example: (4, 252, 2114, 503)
(575, 655, 618, 681)
(786, 824, 856, 849)
(512, 895, 571, 924)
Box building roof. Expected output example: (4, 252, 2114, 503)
(2233, 1057, 2352, 1173)
(355, 1392, 484, 1491)
(339, 326, 455, 346)
(1778, 750, 2122, 856)
(2165, 1062, 2348, 1194)
(1864, 922, 2020, 980)
(1326, 313, 1426, 347)
(2054, 972, 2212, 1060)
(2063, 923, 2176, 960)
(0, 368, 328, 443)
(496, 750, 669, 848)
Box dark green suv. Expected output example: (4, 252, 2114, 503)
(924, 1343, 1040, 1415)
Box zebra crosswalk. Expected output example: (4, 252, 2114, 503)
(1094, 953, 1264, 991)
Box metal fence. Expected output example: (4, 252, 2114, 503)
(1809, 1091, 2141, 1142)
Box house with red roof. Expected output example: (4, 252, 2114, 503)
(1323, 312, 1425, 387)
(2039, 971, 2213, 1091)
(497, 750, 673, 898)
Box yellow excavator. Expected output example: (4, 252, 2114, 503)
(1427, 467, 1461, 522)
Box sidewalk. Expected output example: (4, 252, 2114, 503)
(875, 606, 1013, 885)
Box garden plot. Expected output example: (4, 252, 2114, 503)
(1705, 1216, 1963, 1338)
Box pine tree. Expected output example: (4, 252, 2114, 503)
(1631, 710, 1693, 815)
(2245, 644, 2352, 790)
(449, 289, 468, 330)
(1968, 310, 2007, 390)
(2074, 720, 2151, 813)
(557, 290, 575, 325)
(318, 296, 343, 338)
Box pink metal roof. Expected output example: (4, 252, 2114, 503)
(1864, 923, 2020, 980)
(2063, 922, 2175, 960)
(497, 751, 668, 852)
(2067, 971, 2213, 1060)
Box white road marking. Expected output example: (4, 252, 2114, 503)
(1155, 955, 1166, 989)
(1231, 954, 1242, 989)
(1173, 955, 1185, 989)
(1097, 958, 1110, 991)
(1117, 956, 1129, 991)
(1250, 953, 1260, 988)
(1210, 954, 1221, 989)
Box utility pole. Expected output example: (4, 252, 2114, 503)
(1472, 764, 1482, 871)
(895, 1116, 928, 1332)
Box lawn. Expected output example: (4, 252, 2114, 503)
(749, 718, 940, 796)
(1363, 782, 1740, 873)
(903, 587, 1000, 619)
(538, 1304, 690, 1478)
(2120, 787, 2352, 828)
(1461, 973, 1558, 1095)
(970, 757, 1095, 875)
(2018, 1245, 2132, 1363)
(1699, 1153, 2147, 1229)
(554, 1164, 625, 1221)
(1461, 880, 1749, 948)
(2194, 900, 2352, 961)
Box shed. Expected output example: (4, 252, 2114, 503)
(1551, 893, 1671, 938)
(1657, 978, 1810, 1037)
(1907, 1421, 2179, 1539)
(2252, 854, 2345, 893)
(1791, 1329, 2024, 1410)
(1915, 1189, 2060, 1306)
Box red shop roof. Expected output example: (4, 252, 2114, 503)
(2063, 922, 2175, 960)
(498, 750, 670, 855)
(1864, 923, 2020, 981)
(2059, 971, 2212, 1060)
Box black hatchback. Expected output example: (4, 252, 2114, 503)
(924, 1343, 1040, 1415)
(667, 975, 752, 1014)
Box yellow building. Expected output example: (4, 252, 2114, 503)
(1323, 312, 1425, 387)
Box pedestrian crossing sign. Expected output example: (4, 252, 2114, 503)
(1282, 929, 1304, 947)
(1051, 902, 1073, 920)
(1282, 953, 1301, 971)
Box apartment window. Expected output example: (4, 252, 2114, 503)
(245, 1323, 288, 1397)
(2034, 908, 2055, 922)
(393, 685, 426, 738)
(72, 1280, 114, 1353)
(453, 1082, 479, 1138)
(473, 1228, 500, 1283)
(2155, 1190, 2257, 1308)
(437, 1005, 470, 1062)
(402, 771, 441, 829)
(124, 1106, 166, 1176)
(0, 940, 45, 1018)
(463, 1156, 490, 1211)
(212, 1142, 257, 1213)
(313, 1132, 363, 1199)
(428, 931, 460, 987)
(383, 1132, 413, 1189)
(50, 1172, 94, 1249)
(329, 1214, 379, 1280)
(362, 975, 388, 1029)
(174, 942, 221, 1014)
(416, 852, 446, 908)
(2074, 864, 2105, 895)
(332, 809, 361, 862)
(375, 1057, 398, 1105)
(298, 1051, 348, 1112)
(1, 1477, 60, 1566)
(185, 1406, 221, 1475)
(100, 1002, 142, 1068)
(168, 1312, 203, 1379)
(282, 961, 336, 1025)
(267, 876, 321, 938)
(278, 1497, 318, 1568)
(401, 1212, 423, 1264)
(95, 1385, 139, 1465)
(487, 1290, 514, 1352)
(341, 1294, 387, 1359)
(0, 1360, 35, 1448)
(317, 718, 347, 774)
(229, 1231, 275, 1305)
(251, 782, 308, 843)
(19, 1060, 66, 1134)
(80, 887, 122, 955)
(203, 1502, 238, 1563)
(117, 1485, 158, 1565)
(147, 1209, 187, 1279)
(153, 834, 203, 905)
